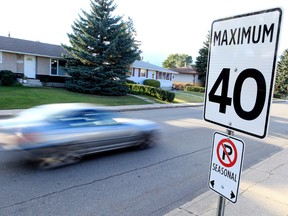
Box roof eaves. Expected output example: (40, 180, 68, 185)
(133, 66, 178, 74)
(0, 49, 65, 59)
(132, 60, 178, 74)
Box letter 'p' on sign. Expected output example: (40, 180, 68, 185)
(204, 8, 282, 139)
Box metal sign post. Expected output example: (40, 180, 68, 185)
(216, 129, 234, 216)
(217, 196, 226, 216)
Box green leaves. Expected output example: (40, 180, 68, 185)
(162, 54, 192, 69)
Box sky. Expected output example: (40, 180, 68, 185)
(0, 0, 287, 66)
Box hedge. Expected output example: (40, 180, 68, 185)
(143, 79, 160, 88)
(184, 85, 205, 93)
(127, 83, 175, 102)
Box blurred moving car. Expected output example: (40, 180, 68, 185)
(0, 103, 160, 168)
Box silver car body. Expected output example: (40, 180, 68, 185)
(0, 103, 159, 168)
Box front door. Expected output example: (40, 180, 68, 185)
(24, 55, 36, 78)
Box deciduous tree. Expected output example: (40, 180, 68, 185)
(162, 54, 192, 69)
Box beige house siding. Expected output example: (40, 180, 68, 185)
(0, 52, 17, 72)
(0, 53, 51, 76)
(37, 57, 50, 75)
(173, 73, 198, 83)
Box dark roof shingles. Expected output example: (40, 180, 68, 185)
(0, 36, 68, 58)
(171, 67, 199, 74)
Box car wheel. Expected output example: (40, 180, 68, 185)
(137, 133, 157, 150)
(38, 153, 81, 169)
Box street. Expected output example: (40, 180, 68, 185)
(0, 103, 287, 216)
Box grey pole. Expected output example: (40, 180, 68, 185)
(217, 196, 226, 216)
(216, 129, 234, 216)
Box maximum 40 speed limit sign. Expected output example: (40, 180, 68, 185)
(204, 8, 282, 139)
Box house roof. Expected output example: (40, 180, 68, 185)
(0, 35, 68, 58)
(132, 60, 178, 74)
(171, 67, 199, 75)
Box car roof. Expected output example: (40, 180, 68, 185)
(17, 103, 108, 121)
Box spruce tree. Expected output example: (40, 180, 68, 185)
(275, 49, 288, 97)
(62, 0, 141, 96)
(195, 33, 210, 84)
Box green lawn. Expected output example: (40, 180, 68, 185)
(0, 86, 205, 110)
(173, 91, 205, 103)
(0, 86, 150, 109)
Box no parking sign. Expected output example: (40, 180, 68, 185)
(209, 132, 244, 203)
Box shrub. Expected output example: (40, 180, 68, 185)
(127, 83, 175, 102)
(12, 82, 23, 87)
(0, 70, 17, 86)
(173, 83, 185, 90)
(125, 79, 136, 84)
(143, 79, 160, 88)
(184, 85, 205, 93)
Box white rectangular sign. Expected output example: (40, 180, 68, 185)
(204, 8, 282, 138)
(209, 132, 245, 203)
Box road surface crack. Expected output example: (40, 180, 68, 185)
(240, 162, 288, 206)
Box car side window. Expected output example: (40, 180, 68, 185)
(49, 109, 118, 127)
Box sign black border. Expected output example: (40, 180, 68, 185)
(203, 8, 283, 139)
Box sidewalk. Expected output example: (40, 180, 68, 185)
(165, 148, 288, 216)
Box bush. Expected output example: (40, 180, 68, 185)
(12, 82, 23, 87)
(127, 83, 175, 102)
(125, 79, 136, 84)
(173, 83, 185, 90)
(0, 70, 17, 86)
(184, 85, 205, 93)
(143, 79, 160, 88)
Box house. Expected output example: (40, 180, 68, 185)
(128, 60, 178, 90)
(171, 66, 201, 86)
(0, 35, 68, 84)
(0, 35, 177, 89)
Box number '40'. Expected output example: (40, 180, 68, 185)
(208, 68, 266, 120)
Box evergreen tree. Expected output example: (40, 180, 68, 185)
(275, 49, 288, 97)
(62, 0, 141, 96)
(195, 33, 210, 84)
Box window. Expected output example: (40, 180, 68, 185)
(51, 59, 57, 75)
(50, 59, 66, 76)
(140, 69, 146, 77)
(0, 52, 2, 64)
(50, 109, 117, 127)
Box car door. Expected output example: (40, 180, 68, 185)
(45, 109, 139, 155)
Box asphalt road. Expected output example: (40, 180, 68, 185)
(0, 103, 287, 216)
